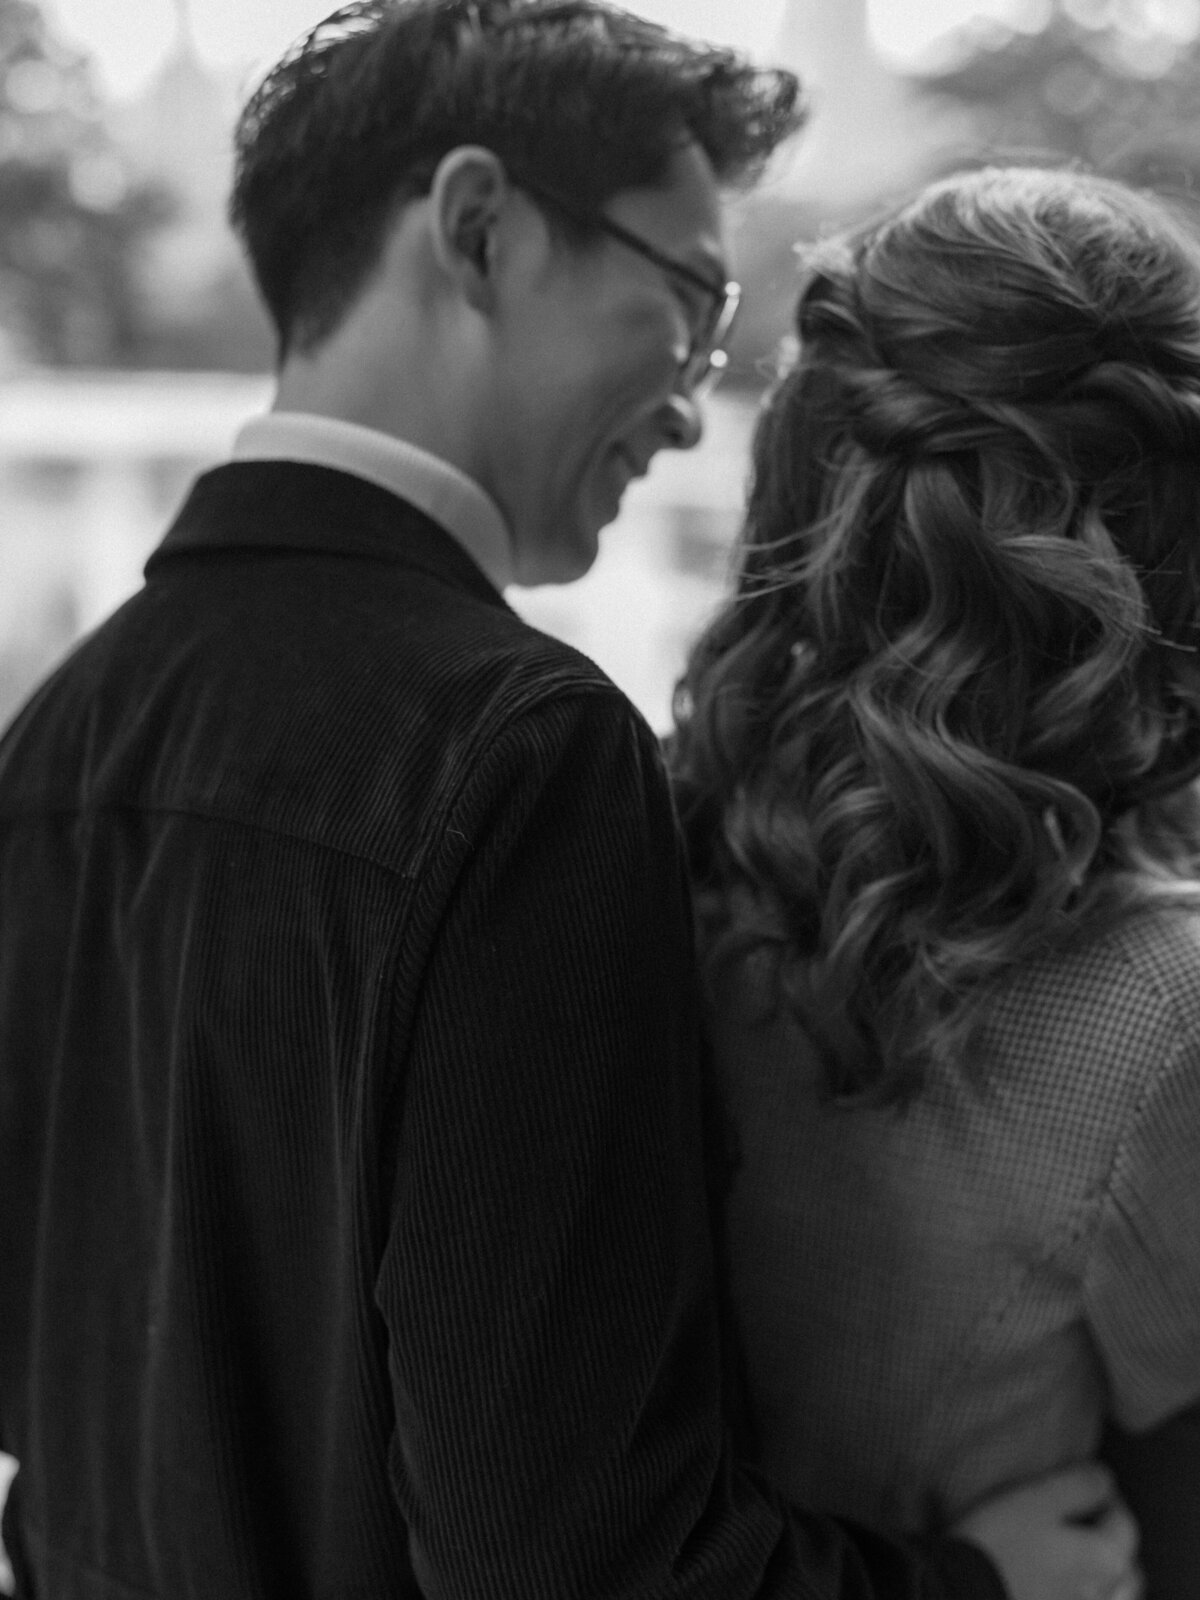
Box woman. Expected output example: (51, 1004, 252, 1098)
(672, 166, 1200, 1591)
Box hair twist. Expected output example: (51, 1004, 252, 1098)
(673, 166, 1200, 1101)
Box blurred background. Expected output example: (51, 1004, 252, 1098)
(2, 0, 1200, 1583)
(3, 0, 1200, 737)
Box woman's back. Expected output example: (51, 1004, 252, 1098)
(674, 164, 1200, 1581)
(712, 900, 1200, 1531)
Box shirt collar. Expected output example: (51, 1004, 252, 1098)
(231, 411, 515, 591)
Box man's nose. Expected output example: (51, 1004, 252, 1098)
(659, 390, 703, 451)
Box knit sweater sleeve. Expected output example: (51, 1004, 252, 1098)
(1083, 1006, 1200, 1431)
(374, 687, 1006, 1600)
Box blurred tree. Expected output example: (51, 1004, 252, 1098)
(139, 257, 275, 374)
(912, 0, 1200, 190)
(0, 0, 171, 366)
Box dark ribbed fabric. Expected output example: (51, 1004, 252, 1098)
(1102, 1403, 1200, 1599)
(0, 461, 1005, 1600)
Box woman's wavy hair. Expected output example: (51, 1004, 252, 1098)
(672, 165, 1200, 1103)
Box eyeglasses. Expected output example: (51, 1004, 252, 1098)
(512, 175, 741, 397)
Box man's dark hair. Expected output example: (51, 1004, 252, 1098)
(229, 0, 804, 356)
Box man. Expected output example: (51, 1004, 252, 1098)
(0, 3, 1139, 1596)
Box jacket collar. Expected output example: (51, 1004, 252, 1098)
(146, 459, 507, 610)
(231, 412, 514, 592)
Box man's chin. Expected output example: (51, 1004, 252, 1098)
(512, 520, 604, 588)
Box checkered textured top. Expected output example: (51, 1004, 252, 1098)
(710, 901, 1200, 1533)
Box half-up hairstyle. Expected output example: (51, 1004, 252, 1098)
(672, 165, 1200, 1103)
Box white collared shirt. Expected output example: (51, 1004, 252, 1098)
(232, 411, 515, 591)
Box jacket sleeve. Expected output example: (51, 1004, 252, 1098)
(375, 687, 1007, 1600)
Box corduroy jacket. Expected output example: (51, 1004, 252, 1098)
(0, 460, 1004, 1599)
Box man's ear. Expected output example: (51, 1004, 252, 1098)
(428, 146, 511, 313)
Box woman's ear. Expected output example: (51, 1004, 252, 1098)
(427, 145, 510, 312)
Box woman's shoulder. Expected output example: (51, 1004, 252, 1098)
(997, 900, 1200, 1042)
(976, 901, 1200, 1138)
(1108, 899, 1200, 1026)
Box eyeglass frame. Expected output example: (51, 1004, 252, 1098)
(509, 173, 741, 396)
